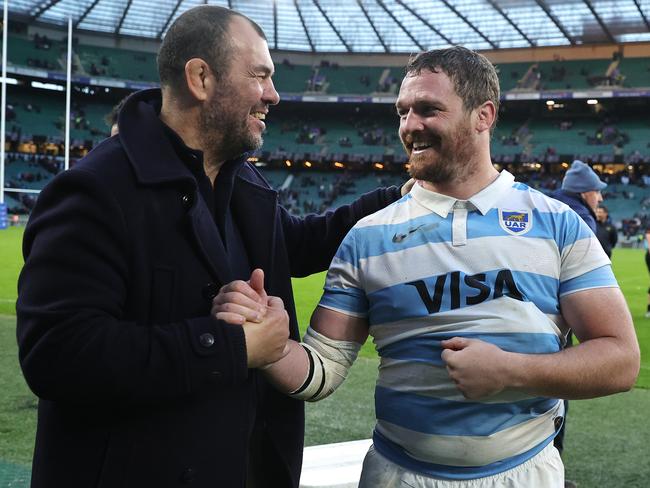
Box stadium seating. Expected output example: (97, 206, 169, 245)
(7, 35, 62, 70)
(75, 44, 159, 81)
(618, 57, 650, 88)
(7, 34, 650, 94)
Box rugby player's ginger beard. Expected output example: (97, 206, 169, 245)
(405, 119, 479, 188)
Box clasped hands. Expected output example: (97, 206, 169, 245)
(211, 268, 289, 369)
(210, 268, 511, 396)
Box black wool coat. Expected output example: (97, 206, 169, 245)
(16, 89, 401, 488)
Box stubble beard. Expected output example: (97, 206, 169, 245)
(199, 88, 263, 163)
(406, 121, 477, 186)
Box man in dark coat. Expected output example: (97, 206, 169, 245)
(596, 205, 618, 258)
(16, 6, 406, 488)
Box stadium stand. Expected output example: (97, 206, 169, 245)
(2, 16, 650, 247)
(7, 34, 650, 96)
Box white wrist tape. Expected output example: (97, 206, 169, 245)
(289, 327, 361, 402)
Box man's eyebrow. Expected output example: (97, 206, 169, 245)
(255, 65, 274, 76)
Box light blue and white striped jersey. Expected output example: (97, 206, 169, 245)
(319, 170, 616, 480)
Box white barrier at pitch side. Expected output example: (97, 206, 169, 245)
(300, 438, 372, 488)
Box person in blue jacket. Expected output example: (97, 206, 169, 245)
(551, 159, 606, 233)
(16, 6, 408, 488)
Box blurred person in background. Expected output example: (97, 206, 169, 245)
(551, 160, 606, 233)
(596, 205, 617, 258)
(550, 160, 608, 485)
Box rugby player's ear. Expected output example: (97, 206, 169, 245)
(476, 101, 496, 134)
(185, 58, 210, 102)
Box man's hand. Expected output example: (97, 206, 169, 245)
(440, 337, 510, 399)
(242, 296, 290, 369)
(211, 269, 289, 369)
(211, 268, 268, 324)
(401, 178, 416, 197)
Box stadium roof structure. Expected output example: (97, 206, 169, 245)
(8, 0, 650, 53)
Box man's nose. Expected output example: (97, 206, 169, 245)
(402, 110, 424, 133)
(264, 79, 280, 106)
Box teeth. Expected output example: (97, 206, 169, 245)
(252, 112, 266, 120)
(413, 143, 431, 150)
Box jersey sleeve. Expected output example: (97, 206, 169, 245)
(318, 227, 369, 317)
(558, 210, 618, 297)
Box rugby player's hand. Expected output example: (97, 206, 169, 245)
(242, 296, 290, 369)
(440, 337, 509, 399)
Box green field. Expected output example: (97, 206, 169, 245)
(1, 226, 649, 486)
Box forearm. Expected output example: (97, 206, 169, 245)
(505, 336, 639, 399)
(262, 339, 310, 393)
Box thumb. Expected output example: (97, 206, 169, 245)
(441, 337, 470, 351)
(440, 348, 455, 365)
(249, 268, 267, 303)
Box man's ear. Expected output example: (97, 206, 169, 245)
(184, 58, 211, 101)
(476, 100, 496, 134)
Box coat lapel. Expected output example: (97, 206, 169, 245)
(232, 176, 278, 282)
(119, 89, 233, 286)
(186, 195, 233, 286)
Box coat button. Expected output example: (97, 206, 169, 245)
(181, 467, 196, 484)
(181, 193, 193, 208)
(202, 282, 219, 301)
(199, 333, 215, 348)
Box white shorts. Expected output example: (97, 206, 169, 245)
(358, 442, 564, 488)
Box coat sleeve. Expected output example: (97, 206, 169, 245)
(279, 185, 402, 277)
(16, 169, 248, 406)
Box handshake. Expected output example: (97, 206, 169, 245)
(211, 269, 290, 369)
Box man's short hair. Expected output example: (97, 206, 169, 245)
(405, 46, 500, 127)
(157, 5, 266, 91)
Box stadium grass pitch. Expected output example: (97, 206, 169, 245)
(1, 227, 649, 486)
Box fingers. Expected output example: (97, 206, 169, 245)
(440, 337, 470, 351)
(242, 301, 290, 369)
(213, 301, 264, 323)
(267, 296, 285, 310)
(217, 280, 264, 304)
(213, 289, 266, 319)
(215, 311, 246, 325)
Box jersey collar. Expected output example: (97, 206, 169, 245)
(410, 170, 516, 218)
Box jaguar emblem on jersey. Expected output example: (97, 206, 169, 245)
(499, 210, 532, 236)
